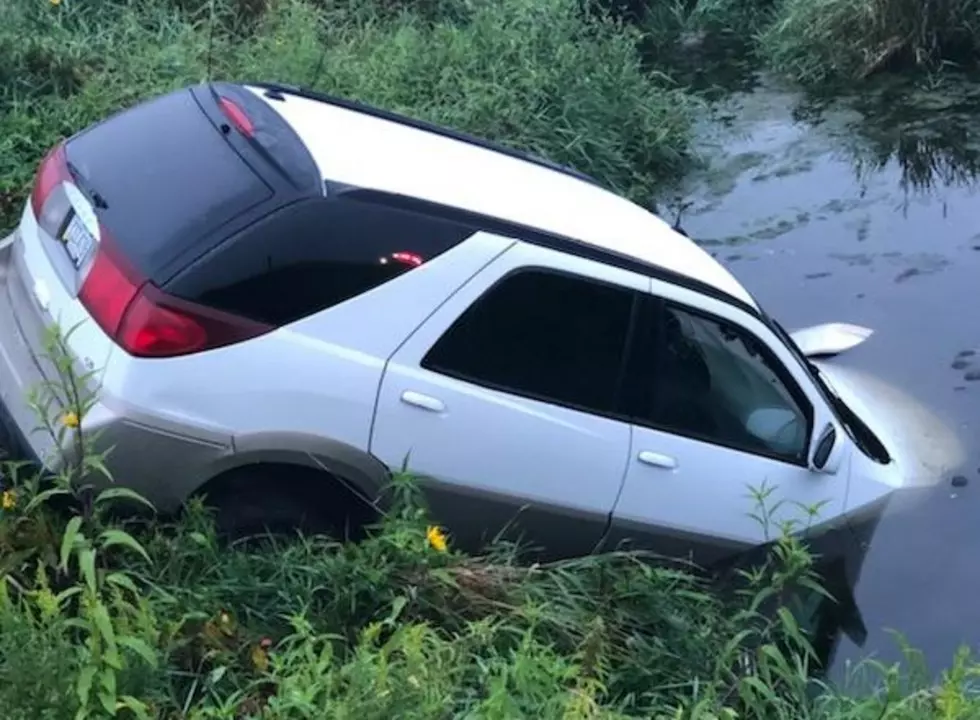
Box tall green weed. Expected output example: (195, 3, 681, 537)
(760, 0, 980, 84)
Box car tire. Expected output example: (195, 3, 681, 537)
(201, 465, 359, 545)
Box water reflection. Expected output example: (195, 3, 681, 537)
(714, 549, 869, 682)
(827, 75, 980, 197)
(855, 122, 980, 193)
(679, 71, 980, 206)
(803, 560, 868, 678)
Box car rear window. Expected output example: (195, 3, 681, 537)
(166, 192, 477, 327)
(62, 84, 317, 283)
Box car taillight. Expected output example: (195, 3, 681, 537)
(117, 284, 271, 358)
(77, 240, 141, 337)
(31, 143, 73, 236)
(390, 251, 424, 267)
(32, 139, 271, 359)
(118, 290, 207, 357)
(218, 97, 254, 138)
(79, 238, 272, 358)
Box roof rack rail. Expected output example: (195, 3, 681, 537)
(249, 82, 602, 188)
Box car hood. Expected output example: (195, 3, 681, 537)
(810, 360, 965, 488)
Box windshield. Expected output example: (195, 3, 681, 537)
(765, 313, 890, 463)
(765, 313, 852, 418)
(766, 316, 825, 382)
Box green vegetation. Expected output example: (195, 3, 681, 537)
(643, 0, 980, 86)
(759, 0, 980, 84)
(0, 324, 972, 719)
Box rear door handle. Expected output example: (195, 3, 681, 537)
(400, 390, 445, 413)
(637, 451, 678, 469)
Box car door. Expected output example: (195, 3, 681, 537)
(607, 279, 850, 566)
(370, 241, 646, 557)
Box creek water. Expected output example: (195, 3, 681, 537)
(673, 71, 980, 683)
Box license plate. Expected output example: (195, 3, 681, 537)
(59, 214, 96, 269)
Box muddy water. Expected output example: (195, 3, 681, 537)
(674, 73, 980, 683)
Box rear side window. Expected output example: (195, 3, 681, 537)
(168, 194, 476, 326)
(422, 270, 636, 416)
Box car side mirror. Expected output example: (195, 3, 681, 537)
(810, 423, 838, 473)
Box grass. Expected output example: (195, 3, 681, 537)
(758, 0, 980, 84)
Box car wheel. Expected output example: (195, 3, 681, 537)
(201, 465, 360, 546)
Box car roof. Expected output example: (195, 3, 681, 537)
(244, 84, 756, 309)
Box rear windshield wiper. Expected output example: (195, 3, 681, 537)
(66, 161, 109, 210)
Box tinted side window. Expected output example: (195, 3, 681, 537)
(632, 302, 811, 463)
(422, 270, 635, 415)
(168, 195, 475, 326)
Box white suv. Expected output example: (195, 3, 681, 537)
(0, 81, 956, 575)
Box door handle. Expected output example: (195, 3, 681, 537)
(400, 390, 445, 413)
(637, 451, 678, 469)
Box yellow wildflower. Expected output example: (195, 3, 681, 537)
(33, 587, 58, 619)
(50, 0, 62, 6)
(216, 610, 235, 636)
(250, 644, 269, 672)
(61, 411, 79, 429)
(250, 637, 272, 673)
(1, 490, 15, 511)
(426, 525, 448, 553)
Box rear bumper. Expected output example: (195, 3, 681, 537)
(0, 378, 44, 472)
(0, 232, 58, 472)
